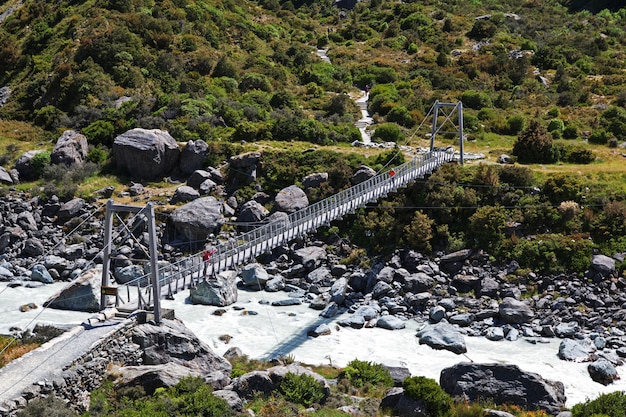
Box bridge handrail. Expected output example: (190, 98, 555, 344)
(114, 150, 454, 310)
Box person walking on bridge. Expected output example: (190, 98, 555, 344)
(203, 246, 217, 279)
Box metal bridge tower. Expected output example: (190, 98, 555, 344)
(101, 199, 162, 324)
(430, 100, 464, 165)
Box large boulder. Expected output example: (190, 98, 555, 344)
(274, 185, 309, 213)
(56, 197, 86, 223)
(237, 200, 269, 230)
(170, 197, 224, 242)
(498, 297, 534, 324)
(351, 165, 376, 184)
(416, 321, 466, 354)
(113, 128, 180, 181)
(179, 140, 209, 175)
(110, 319, 231, 393)
(110, 362, 204, 395)
(229, 151, 260, 184)
(51, 130, 88, 167)
(440, 363, 566, 415)
(131, 318, 232, 382)
(43, 267, 102, 312)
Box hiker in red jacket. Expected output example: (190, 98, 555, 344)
(203, 246, 217, 278)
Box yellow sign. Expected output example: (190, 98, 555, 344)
(101, 286, 118, 296)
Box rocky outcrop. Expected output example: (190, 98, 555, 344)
(439, 363, 566, 415)
(112, 128, 180, 181)
(51, 130, 89, 167)
(170, 185, 200, 204)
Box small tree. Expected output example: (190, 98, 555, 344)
(468, 205, 507, 251)
(512, 120, 557, 164)
(403, 211, 434, 253)
(402, 376, 452, 417)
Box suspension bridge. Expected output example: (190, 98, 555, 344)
(105, 149, 456, 322)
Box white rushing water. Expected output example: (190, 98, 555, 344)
(3, 282, 626, 408)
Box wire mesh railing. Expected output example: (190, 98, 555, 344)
(113, 150, 454, 311)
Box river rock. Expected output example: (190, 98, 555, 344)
(265, 274, 285, 292)
(274, 185, 308, 213)
(111, 362, 204, 395)
(417, 321, 467, 354)
(187, 169, 213, 189)
(499, 297, 534, 324)
(558, 339, 593, 362)
(439, 362, 566, 415)
(309, 323, 332, 337)
(231, 364, 331, 401)
(179, 140, 209, 175)
(170, 197, 224, 242)
(43, 267, 101, 312)
(31, 264, 53, 284)
(377, 315, 406, 330)
(113, 128, 180, 181)
(51, 130, 88, 167)
(190, 272, 238, 306)
(241, 263, 269, 289)
(588, 358, 619, 385)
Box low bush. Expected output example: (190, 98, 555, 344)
(278, 372, 326, 407)
(402, 376, 452, 417)
(339, 359, 393, 388)
(571, 391, 626, 417)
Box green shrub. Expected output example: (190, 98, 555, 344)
(571, 391, 626, 417)
(461, 90, 492, 110)
(339, 359, 393, 388)
(499, 165, 534, 187)
(588, 129, 611, 145)
(372, 123, 404, 143)
(547, 119, 564, 132)
(278, 372, 326, 407)
(402, 376, 452, 417)
(30, 151, 51, 180)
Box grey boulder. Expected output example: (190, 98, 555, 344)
(274, 185, 308, 213)
(170, 197, 224, 242)
(51, 130, 88, 167)
(439, 362, 566, 416)
(113, 128, 180, 181)
(498, 297, 534, 324)
(417, 321, 467, 354)
(190, 272, 238, 306)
